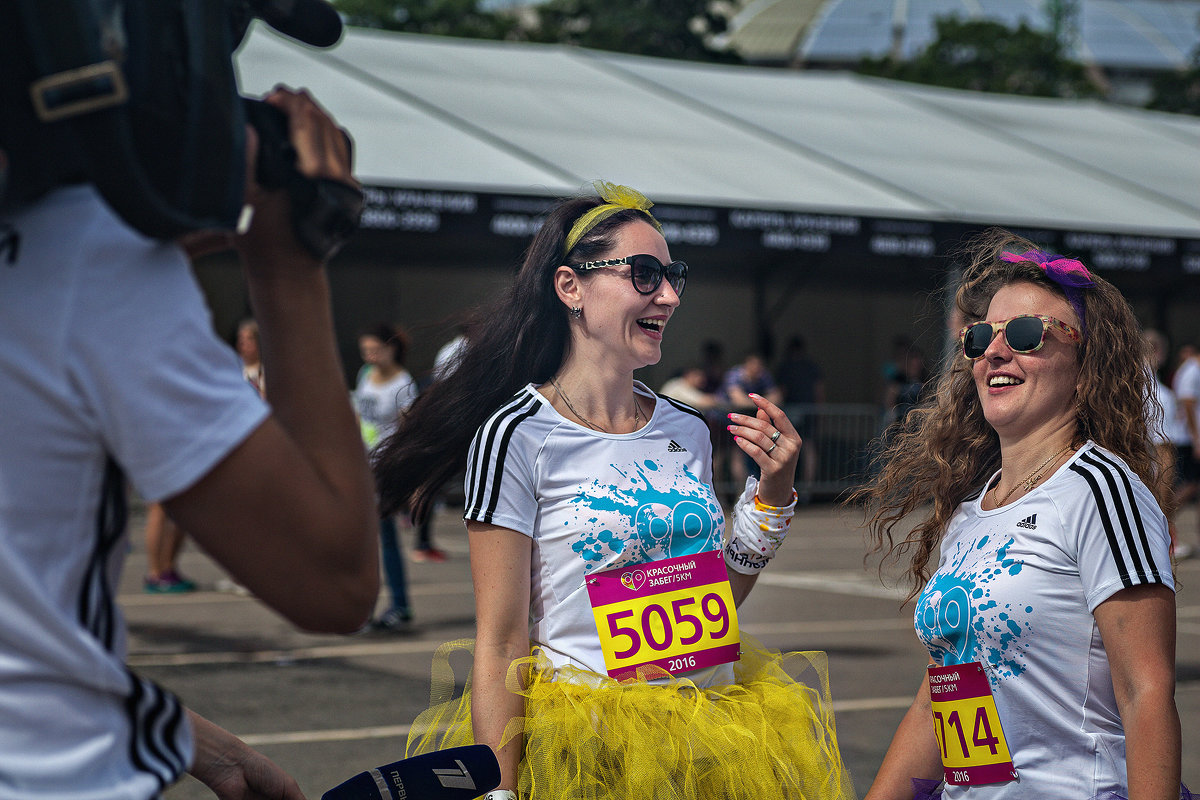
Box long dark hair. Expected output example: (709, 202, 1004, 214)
(373, 193, 656, 519)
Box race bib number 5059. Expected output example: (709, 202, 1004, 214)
(586, 550, 740, 681)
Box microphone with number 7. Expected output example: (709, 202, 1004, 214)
(321, 744, 501, 800)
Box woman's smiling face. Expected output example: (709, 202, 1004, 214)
(573, 220, 681, 372)
(972, 281, 1082, 444)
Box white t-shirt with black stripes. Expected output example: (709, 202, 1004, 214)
(464, 382, 735, 685)
(0, 187, 269, 798)
(915, 441, 1173, 799)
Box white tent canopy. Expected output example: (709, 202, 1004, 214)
(234, 25, 1200, 272)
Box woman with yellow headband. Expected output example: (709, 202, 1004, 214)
(373, 182, 855, 800)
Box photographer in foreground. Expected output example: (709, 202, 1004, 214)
(0, 78, 379, 800)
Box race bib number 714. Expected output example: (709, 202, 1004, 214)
(928, 662, 1018, 786)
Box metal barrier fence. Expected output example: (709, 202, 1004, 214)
(710, 403, 886, 502)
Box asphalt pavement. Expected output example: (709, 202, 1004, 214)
(117, 502, 1200, 800)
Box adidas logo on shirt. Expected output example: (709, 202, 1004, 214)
(1017, 514, 1037, 530)
(667, 440, 687, 453)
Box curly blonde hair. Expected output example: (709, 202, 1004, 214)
(850, 228, 1167, 601)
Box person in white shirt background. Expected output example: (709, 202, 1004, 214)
(355, 323, 419, 629)
(1146, 329, 1195, 560)
(1172, 344, 1200, 559)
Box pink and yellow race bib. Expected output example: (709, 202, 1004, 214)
(586, 550, 740, 681)
(928, 662, 1018, 786)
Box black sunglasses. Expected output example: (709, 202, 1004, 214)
(959, 314, 1082, 360)
(572, 254, 688, 297)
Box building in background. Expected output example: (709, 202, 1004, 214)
(723, 0, 1200, 106)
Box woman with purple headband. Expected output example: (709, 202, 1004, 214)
(851, 228, 1186, 800)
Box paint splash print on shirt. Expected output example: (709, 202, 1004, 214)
(568, 458, 723, 571)
(915, 535, 1034, 686)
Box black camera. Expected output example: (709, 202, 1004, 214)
(232, 0, 364, 262)
(243, 97, 364, 262)
(1, 0, 360, 261)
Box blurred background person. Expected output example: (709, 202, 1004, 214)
(659, 365, 720, 410)
(408, 323, 475, 563)
(355, 323, 418, 630)
(1145, 329, 1190, 559)
(699, 338, 726, 395)
(697, 339, 733, 495)
(1172, 342, 1200, 559)
(883, 344, 930, 430)
(431, 322, 470, 383)
(236, 318, 265, 395)
(142, 503, 196, 593)
(777, 334, 825, 502)
(880, 334, 913, 386)
(722, 352, 783, 489)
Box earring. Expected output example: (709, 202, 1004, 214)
(569, 306, 582, 319)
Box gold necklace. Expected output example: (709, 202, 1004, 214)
(550, 377, 641, 433)
(993, 443, 1073, 506)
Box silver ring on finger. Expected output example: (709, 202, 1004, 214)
(770, 430, 781, 443)
(766, 443, 778, 455)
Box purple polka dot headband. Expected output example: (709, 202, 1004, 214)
(999, 250, 1094, 337)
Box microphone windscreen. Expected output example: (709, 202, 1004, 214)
(322, 744, 501, 800)
(253, 0, 344, 48)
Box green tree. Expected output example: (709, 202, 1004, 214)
(858, 16, 1101, 99)
(333, 0, 738, 63)
(333, 0, 518, 39)
(1044, 0, 1080, 53)
(1148, 51, 1200, 115)
(527, 0, 736, 62)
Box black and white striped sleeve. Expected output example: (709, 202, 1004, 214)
(463, 392, 541, 534)
(1067, 449, 1173, 611)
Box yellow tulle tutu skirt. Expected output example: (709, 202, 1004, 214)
(406, 636, 857, 800)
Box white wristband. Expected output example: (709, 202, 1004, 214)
(723, 476, 796, 575)
(483, 792, 517, 800)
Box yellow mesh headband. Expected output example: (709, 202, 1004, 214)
(563, 181, 663, 254)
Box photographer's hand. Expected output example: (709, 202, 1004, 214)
(188, 710, 308, 800)
(235, 86, 359, 269)
(270, 87, 357, 191)
(163, 87, 378, 634)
